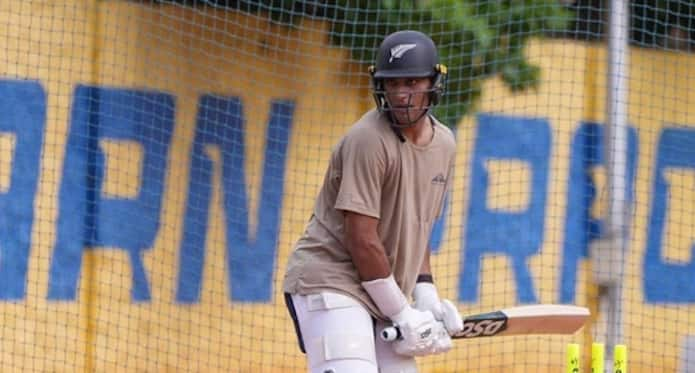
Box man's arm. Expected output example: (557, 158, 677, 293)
(343, 211, 390, 281)
(418, 249, 433, 281)
(344, 210, 452, 356)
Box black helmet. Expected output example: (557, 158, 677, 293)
(369, 30, 447, 127)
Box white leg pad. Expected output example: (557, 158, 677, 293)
(305, 333, 377, 369)
(292, 292, 379, 373)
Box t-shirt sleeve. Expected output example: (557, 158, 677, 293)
(334, 132, 386, 218)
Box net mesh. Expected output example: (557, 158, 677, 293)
(1, 1, 694, 372)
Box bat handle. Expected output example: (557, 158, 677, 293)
(380, 326, 401, 342)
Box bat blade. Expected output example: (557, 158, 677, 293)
(451, 304, 590, 339)
(380, 304, 590, 341)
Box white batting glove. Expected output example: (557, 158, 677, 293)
(413, 282, 464, 335)
(362, 275, 443, 357)
(424, 321, 453, 355)
(390, 305, 446, 356)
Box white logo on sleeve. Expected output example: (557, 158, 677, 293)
(389, 44, 417, 63)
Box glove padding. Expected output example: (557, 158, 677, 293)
(390, 306, 452, 357)
(360, 275, 456, 357)
(413, 282, 464, 335)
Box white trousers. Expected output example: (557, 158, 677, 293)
(287, 292, 418, 373)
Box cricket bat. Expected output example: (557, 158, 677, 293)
(381, 304, 590, 341)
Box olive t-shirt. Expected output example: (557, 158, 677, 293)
(283, 109, 456, 320)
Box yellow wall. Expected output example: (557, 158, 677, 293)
(0, 1, 694, 372)
(1, 2, 364, 371)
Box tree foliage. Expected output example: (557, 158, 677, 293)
(157, 0, 572, 126)
(322, 1, 572, 125)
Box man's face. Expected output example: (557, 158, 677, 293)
(382, 77, 432, 125)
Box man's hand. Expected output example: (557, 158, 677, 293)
(361, 275, 455, 356)
(390, 306, 451, 356)
(413, 282, 464, 335)
(361, 275, 448, 357)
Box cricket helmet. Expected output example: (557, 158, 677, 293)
(369, 30, 447, 127)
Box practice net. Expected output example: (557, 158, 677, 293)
(0, 0, 694, 372)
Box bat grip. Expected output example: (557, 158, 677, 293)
(380, 326, 401, 342)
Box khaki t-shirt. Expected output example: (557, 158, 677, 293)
(283, 109, 456, 320)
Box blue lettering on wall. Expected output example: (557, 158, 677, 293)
(175, 96, 294, 303)
(0, 80, 46, 300)
(560, 122, 637, 303)
(644, 127, 695, 302)
(460, 113, 551, 303)
(48, 86, 174, 301)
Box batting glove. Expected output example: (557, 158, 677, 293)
(413, 282, 464, 335)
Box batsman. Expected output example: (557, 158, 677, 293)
(283, 30, 463, 373)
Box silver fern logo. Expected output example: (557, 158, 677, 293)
(389, 43, 417, 63)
